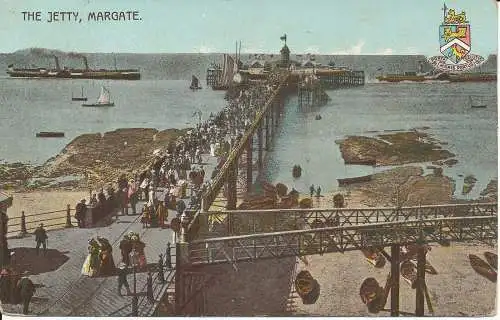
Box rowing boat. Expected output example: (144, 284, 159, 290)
(338, 174, 372, 186)
(469, 254, 497, 282)
(484, 251, 498, 270)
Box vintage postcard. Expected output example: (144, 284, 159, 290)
(0, 0, 497, 318)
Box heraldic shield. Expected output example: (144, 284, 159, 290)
(439, 24, 471, 64)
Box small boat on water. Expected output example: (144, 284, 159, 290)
(36, 131, 64, 138)
(359, 277, 387, 313)
(292, 165, 302, 178)
(189, 75, 202, 90)
(338, 174, 372, 186)
(345, 159, 376, 166)
(361, 248, 386, 268)
(484, 252, 498, 270)
(469, 96, 487, 108)
(401, 260, 418, 288)
(294, 270, 320, 304)
(72, 86, 87, 101)
(82, 86, 115, 107)
(469, 254, 497, 282)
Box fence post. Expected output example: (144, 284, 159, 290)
(20, 211, 27, 236)
(65, 204, 73, 228)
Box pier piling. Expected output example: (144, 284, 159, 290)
(226, 162, 237, 210)
(390, 244, 400, 316)
(415, 245, 427, 316)
(246, 138, 253, 193)
(265, 113, 270, 150)
(257, 124, 263, 171)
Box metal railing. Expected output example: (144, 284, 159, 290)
(189, 202, 498, 240)
(6, 205, 77, 237)
(189, 214, 497, 265)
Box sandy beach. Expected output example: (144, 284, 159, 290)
(6, 190, 88, 235)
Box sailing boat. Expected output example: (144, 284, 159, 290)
(469, 95, 487, 108)
(212, 53, 238, 90)
(190, 75, 202, 90)
(82, 86, 115, 107)
(72, 86, 87, 101)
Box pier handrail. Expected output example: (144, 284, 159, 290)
(198, 72, 289, 213)
(190, 214, 497, 245)
(6, 205, 77, 236)
(8, 209, 69, 219)
(203, 202, 498, 214)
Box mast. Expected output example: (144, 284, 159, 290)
(238, 40, 241, 64)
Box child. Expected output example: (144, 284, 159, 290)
(141, 204, 150, 228)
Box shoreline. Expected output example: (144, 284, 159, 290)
(2, 128, 496, 219)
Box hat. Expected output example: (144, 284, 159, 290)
(81, 199, 86, 203)
(118, 262, 127, 269)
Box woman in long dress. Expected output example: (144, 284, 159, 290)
(97, 237, 116, 276)
(81, 239, 100, 277)
(129, 233, 147, 270)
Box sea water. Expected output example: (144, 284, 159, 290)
(0, 75, 496, 200)
(264, 82, 497, 200)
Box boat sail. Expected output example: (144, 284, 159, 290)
(190, 75, 202, 90)
(72, 86, 87, 101)
(212, 54, 238, 90)
(82, 86, 115, 107)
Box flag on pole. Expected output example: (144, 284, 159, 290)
(280, 34, 287, 42)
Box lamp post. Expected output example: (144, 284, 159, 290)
(130, 248, 139, 316)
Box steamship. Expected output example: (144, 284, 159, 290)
(6, 55, 140, 80)
(376, 61, 496, 83)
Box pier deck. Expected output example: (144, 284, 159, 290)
(0, 154, 219, 317)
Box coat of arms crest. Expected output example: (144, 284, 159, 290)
(439, 4, 470, 64)
(428, 4, 484, 72)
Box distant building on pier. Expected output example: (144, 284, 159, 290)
(280, 44, 291, 68)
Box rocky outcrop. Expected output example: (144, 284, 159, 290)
(38, 128, 186, 188)
(336, 131, 455, 166)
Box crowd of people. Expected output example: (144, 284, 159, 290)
(71, 70, 287, 234)
(0, 72, 287, 314)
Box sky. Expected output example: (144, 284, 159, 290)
(0, 0, 497, 55)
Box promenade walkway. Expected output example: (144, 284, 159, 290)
(1, 154, 219, 317)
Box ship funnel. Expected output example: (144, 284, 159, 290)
(82, 56, 89, 70)
(53, 56, 60, 70)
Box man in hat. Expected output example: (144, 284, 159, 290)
(75, 199, 87, 228)
(146, 271, 154, 303)
(0, 268, 9, 303)
(17, 271, 35, 314)
(117, 262, 132, 296)
(34, 223, 48, 255)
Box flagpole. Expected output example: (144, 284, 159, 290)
(443, 3, 447, 22)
